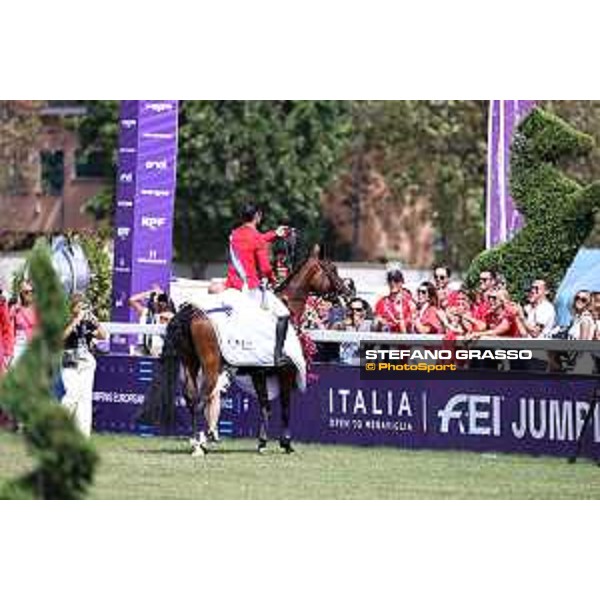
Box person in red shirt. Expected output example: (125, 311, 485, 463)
(0, 287, 14, 374)
(470, 289, 522, 339)
(414, 281, 444, 334)
(10, 281, 38, 364)
(225, 202, 291, 365)
(373, 268, 415, 333)
(471, 269, 497, 322)
(0, 288, 15, 429)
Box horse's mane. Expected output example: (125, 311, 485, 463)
(273, 258, 312, 293)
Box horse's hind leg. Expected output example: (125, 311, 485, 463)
(278, 366, 295, 454)
(252, 370, 270, 453)
(189, 317, 223, 449)
(182, 359, 207, 456)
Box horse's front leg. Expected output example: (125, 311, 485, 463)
(251, 370, 270, 453)
(204, 386, 222, 444)
(279, 366, 295, 454)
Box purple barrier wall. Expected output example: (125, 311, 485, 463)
(111, 101, 179, 353)
(93, 356, 600, 459)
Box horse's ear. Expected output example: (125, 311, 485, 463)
(311, 244, 321, 259)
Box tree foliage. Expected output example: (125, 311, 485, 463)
(78, 233, 112, 321)
(77, 101, 352, 273)
(346, 101, 488, 269)
(0, 240, 98, 499)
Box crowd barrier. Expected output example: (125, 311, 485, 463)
(93, 323, 600, 460)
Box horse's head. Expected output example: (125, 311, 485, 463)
(276, 244, 352, 306)
(305, 245, 352, 301)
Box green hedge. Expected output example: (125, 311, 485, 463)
(0, 240, 98, 499)
(466, 108, 600, 300)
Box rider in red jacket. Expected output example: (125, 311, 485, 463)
(225, 202, 291, 365)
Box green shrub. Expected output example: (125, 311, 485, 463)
(466, 108, 600, 301)
(0, 240, 98, 499)
(78, 233, 112, 321)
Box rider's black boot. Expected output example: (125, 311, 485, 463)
(274, 316, 290, 366)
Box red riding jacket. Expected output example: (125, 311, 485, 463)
(225, 224, 278, 290)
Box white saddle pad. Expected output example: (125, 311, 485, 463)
(191, 288, 306, 391)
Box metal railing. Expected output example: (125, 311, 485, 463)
(101, 322, 600, 352)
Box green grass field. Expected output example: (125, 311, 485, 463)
(1, 431, 599, 499)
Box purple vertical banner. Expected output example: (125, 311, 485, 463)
(486, 100, 536, 249)
(111, 101, 179, 353)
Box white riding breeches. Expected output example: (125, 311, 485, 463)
(245, 288, 289, 318)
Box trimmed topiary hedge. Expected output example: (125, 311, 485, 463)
(466, 108, 600, 300)
(0, 240, 98, 499)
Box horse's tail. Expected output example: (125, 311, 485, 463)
(137, 304, 201, 431)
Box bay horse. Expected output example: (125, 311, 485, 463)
(139, 245, 350, 455)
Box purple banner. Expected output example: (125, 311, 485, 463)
(93, 357, 600, 460)
(486, 100, 536, 249)
(111, 101, 179, 352)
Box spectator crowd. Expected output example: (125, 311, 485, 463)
(299, 264, 600, 365)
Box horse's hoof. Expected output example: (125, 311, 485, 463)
(207, 430, 220, 445)
(190, 437, 208, 457)
(279, 438, 295, 454)
(191, 443, 208, 457)
(567, 456, 577, 464)
(257, 440, 268, 454)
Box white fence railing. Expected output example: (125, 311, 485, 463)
(101, 322, 600, 353)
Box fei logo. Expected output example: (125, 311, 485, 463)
(141, 216, 167, 231)
(437, 394, 502, 437)
(121, 118, 137, 129)
(145, 159, 168, 171)
(120, 172, 133, 183)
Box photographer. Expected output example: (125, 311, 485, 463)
(129, 286, 175, 356)
(61, 293, 107, 437)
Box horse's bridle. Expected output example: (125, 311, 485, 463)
(318, 258, 352, 302)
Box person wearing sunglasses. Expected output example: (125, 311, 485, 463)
(10, 280, 39, 364)
(333, 298, 372, 365)
(471, 269, 497, 322)
(373, 268, 415, 333)
(521, 279, 556, 338)
(413, 281, 444, 334)
(433, 265, 452, 300)
(567, 290, 595, 340)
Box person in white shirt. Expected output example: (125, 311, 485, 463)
(521, 279, 556, 338)
(568, 290, 595, 340)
